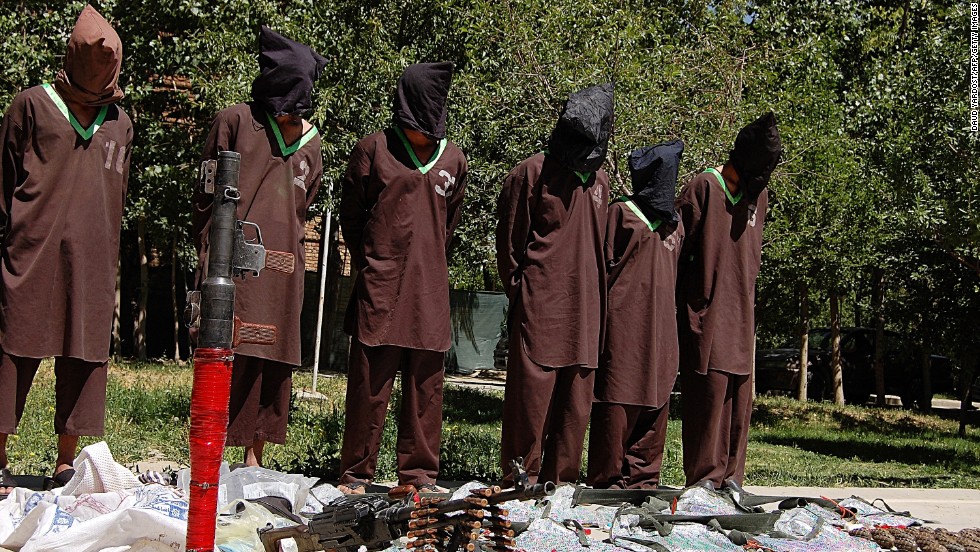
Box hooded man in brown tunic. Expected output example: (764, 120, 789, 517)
(0, 5, 131, 492)
(193, 26, 326, 468)
(338, 62, 467, 493)
(588, 140, 685, 490)
(496, 84, 614, 485)
(676, 112, 781, 488)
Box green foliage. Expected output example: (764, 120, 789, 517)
(7, 363, 979, 488)
(0, 1, 976, 368)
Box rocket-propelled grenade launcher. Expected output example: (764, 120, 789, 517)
(184, 151, 278, 552)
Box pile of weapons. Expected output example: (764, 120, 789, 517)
(849, 526, 980, 552)
(258, 459, 553, 552)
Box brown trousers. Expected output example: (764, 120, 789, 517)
(226, 355, 293, 446)
(339, 340, 444, 486)
(587, 402, 670, 489)
(681, 369, 752, 488)
(0, 351, 108, 435)
(499, 330, 595, 485)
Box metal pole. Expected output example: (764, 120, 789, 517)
(311, 181, 335, 393)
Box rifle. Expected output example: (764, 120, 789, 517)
(258, 458, 555, 552)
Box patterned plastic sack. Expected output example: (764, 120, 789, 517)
(752, 521, 883, 552)
(540, 484, 621, 528)
(609, 514, 742, 552)
(837, 497, 924, 528)
(514, 517, 631, 552)
(672, 486, 742, 517)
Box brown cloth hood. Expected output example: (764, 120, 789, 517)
(250, 25, 328, 116)
(392, 62, 455, 140)
(729, 111, 782, 200)
(54, 5, 124, 107)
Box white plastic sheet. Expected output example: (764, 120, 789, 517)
(0, 442, 188, 552)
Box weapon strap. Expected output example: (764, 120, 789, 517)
(572, 487, 685, 506)
(234, 318, 278, 347)
(247, 496, 304, 524)
(573, 487, 837, 512)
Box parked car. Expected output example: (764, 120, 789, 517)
(755, 327, 952, 409)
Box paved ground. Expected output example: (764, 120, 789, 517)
(748, 486, 980, 531)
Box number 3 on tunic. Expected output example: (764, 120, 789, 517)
(104, 140, 126, 174)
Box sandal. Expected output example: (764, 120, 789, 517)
(337, 480, 368, 495)
(1, 467, 18, 499)
(44, 468, 75, 491)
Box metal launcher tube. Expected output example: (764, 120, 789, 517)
(186, 151, 241, 552)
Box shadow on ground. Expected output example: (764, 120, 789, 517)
(442, 385, 504, 425)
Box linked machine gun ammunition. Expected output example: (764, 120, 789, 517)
(258, 458, 554, 552)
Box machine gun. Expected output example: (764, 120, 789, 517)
(258, 458, 555, 552)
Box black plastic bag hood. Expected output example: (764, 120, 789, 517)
(250, 26, 327, 116)
(547, 83, 614, 173)
(393, 62, 455, 140)
(729, 111, 782, 199)
(629, 139, 684, 223)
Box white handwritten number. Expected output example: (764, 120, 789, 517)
(104, 140, 116, 170)
(115, 145, 126, 174)
(436, 170, 456, 197)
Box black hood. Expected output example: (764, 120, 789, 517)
(628, 139, 684, 224)
(547, 83, 614, 173)
(250, 26, 327, 116)
(392, 62, 455, 140)
(729, 111, 782, 199)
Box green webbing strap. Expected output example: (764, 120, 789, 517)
(572, 486, 686, 507)
(618, 196, 664, 232)
(42, 83, 108, 140)
(562, 519, 591, 547)
(706, 167, 742, 205)
(266, 112, 318, 156)
(394, 126, 447, 174)
(635, 512, 786, 536)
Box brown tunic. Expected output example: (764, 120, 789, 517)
(596, 199, 684, 407)
(340, 129, 468, 352)
(495, 153, 608, 368)
(676, 169, 767, 376)
(0, 85, 131, 362)
(193, 102, 322, 366)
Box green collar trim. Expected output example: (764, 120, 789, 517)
(266, 112, 318, 156)
(394, 127, 447, 174)
(618, 196, 663, 232)
(541, 150, 594, 184)
(42, 83, 108, 140)
(706, 167, 742, 205)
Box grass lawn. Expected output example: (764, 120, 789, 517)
(5, 360, 980, 488)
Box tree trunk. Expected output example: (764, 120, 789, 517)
(171, 234, 180, 362)
(960, 354, 977, 437)
(797, 280, 809, 402)
(921, 349, 932, 412)
(854, 278, 863, 327)
(830, 292, 845, 405)
(872, 268, 886, 406)
(134, 216, 148, 361)
(112, 260, 122, 362)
